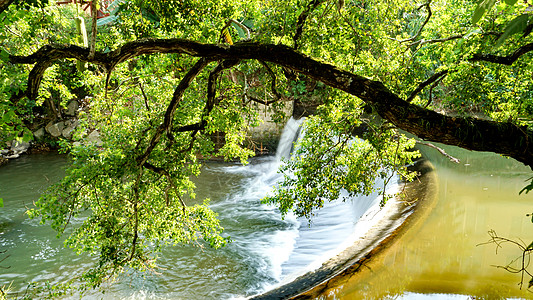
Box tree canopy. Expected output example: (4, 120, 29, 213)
(2, 0, 533, 293)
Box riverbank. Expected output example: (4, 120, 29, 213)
(250, 158, 438, 299)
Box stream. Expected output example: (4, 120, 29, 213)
(0, 118, 390, 299)
(2, 119, 532, 299)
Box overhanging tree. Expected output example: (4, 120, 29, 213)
(2, 0, 533, 292)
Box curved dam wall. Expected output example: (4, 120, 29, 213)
(250, 158, 438, 300)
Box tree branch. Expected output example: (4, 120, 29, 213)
(88, 0, 97, 60)
(470, 42, 533, 65)
(0, 0, 15, 14)
(396, 1, 432, 43)
(293, 0, 325, 49)
(8, 39, 533, 168)
(407, 69, 448, 103)
(136, 58, 210, 167)
(416, 140, 460, 163)
(410, 34, 463, 47)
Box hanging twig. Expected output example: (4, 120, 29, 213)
(416, 140, 460, 163)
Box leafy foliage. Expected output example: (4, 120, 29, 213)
(1, 0, 533, 294)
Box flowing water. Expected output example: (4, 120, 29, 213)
(315, 144, 533, 299)
(0, 118, 390, 299)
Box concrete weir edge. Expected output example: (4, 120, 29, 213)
(249, 158, 438, 300)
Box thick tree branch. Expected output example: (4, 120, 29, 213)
(8, 39, 533, 167)
(470, 42, 533, 65)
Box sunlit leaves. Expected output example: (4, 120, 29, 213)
(495, 14, 530, 47)
(472, 0, 497, 25)
(263, 97, 420, 219)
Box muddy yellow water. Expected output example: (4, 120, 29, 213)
(316, 145, 533, 299)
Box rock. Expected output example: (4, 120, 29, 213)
(45, 121, 65, 138)
(86, 130, 103, 146)
(65, 100, 79, 116)
(33, 128, 46, 141)
(11, 140, 30, 155)
(0, 149, 8, 155)
(5, 154, 19, 159)
(62, 121, 78, 139)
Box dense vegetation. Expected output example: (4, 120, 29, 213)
(1, 0, 533, 295)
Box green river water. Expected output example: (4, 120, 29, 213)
(1, 141, 533, 299)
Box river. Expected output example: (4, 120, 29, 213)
(312, 143, 533, 299)
(1, 123, 532, 299)
(0, 119, 390, 299)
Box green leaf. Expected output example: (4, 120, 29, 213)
(504, 0, 518, 6)
(495, 14, 530, 48)
(230, 22, 246, 39)
(0, 198, 3, 208)
(0, 49, 8, 62)
(472, 0, 497, 25)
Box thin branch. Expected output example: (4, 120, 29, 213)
(138, 82, 151, 111)
(143, 162, 187, 209)
(259, 61, 282, 101)
(395, 1, 432, 43)
(293, 0, 325, 49)
(416, 140, 460, 163)
(424, 74, 444, 108)
(407, 69, 448, 103)
(136, 58, 210, 167)
(410, 34, 463, 47)
(470, 42, 533, 65)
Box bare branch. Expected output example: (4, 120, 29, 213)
(470, 42, 533, 65)
(407, 69, 448, 103)
(416, 140, 460, 163)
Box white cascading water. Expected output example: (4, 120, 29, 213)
(221, 117, 398, 293)
(0, 117, 398, 300)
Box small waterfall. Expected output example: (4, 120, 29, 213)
(275, 117, 305, 161)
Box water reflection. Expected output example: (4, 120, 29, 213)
(316, 144, 533, 299)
